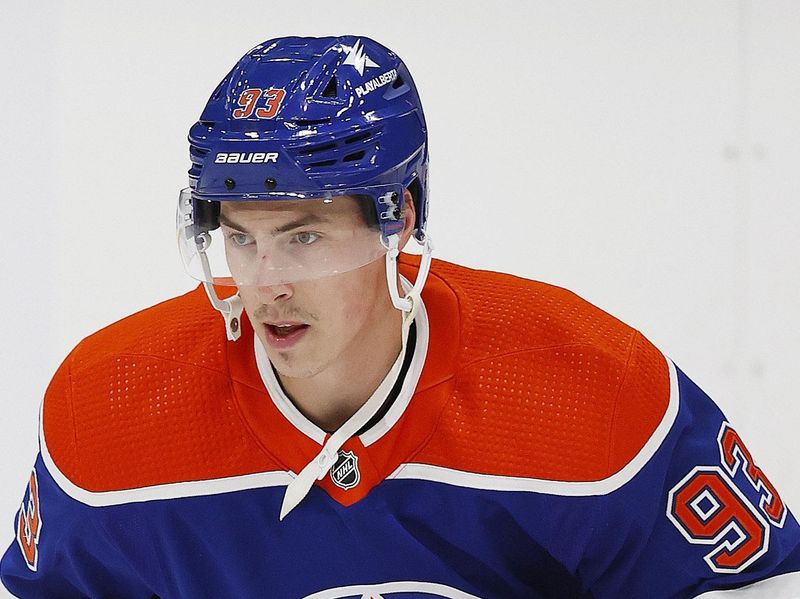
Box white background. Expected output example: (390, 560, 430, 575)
(1, 0, 798, 593)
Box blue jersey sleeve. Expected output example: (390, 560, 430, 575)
(582, 361, 800, 598)
(0, 454, 155, 599)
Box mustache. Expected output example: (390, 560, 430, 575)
(253, 304, 319, 323)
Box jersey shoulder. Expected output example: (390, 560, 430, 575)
(417, 257, 673, 483)
(41, 285, 273, 496)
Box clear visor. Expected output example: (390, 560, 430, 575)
(177, 188, 394, 287)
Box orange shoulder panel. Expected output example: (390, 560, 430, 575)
(413, 258, 671, 482)
(43, 258, 670, 492)
(42, 285, 276, 493)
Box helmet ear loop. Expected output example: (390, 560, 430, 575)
(202, 279, 244, 342)
(384, 233, 434, 327)
(196, 233, 244, 341)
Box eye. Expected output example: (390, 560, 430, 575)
(294, 231, 320, 245)
(227, 232, 254, 247)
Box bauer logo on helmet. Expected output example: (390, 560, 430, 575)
(213, 152, 279, 164)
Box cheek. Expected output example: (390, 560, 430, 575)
(342, 296, 370, 322)
(324, 284, 368, 324)
(327, 267, 386, 323)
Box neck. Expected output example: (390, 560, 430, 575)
(278, 286, 406, 433)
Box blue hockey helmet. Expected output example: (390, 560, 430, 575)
(186, 35, 428, 237)
(177, 36, 433, 340)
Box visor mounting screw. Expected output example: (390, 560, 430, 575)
(230, 317, 239, 333)
(224, 178, 236, 190)
(264, 178, 277, 190)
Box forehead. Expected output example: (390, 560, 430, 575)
(220, 195, 363, 223)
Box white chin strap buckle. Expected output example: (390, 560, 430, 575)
(196, 241, 244, 341)
(385, 233, 433, 323)
(202, 281, 244, 341)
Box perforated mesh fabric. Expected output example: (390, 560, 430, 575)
(43, 287, 275, 492)
(608, 331, 672, 473)
(411, 258, 670, 481)
(440, 263, 636, 366)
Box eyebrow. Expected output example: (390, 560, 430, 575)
(271, 214, 329, 235)
(218, 212, 329, 235)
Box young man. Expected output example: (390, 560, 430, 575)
(2, 35, 799, 598)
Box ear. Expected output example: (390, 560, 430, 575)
(397, 188, 417, 252)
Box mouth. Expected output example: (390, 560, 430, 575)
(263, 322, 310, 349)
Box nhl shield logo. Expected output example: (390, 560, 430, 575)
(330, 450, 360, 490)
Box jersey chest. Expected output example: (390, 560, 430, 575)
(109, 481, 589, 598)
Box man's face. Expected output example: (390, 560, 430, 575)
(219, 196, 396, 380)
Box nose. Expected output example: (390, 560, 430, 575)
(259, 282, 294, 304)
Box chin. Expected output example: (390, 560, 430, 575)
(263, 342, 326, 380)
(272, 361, 324, 380)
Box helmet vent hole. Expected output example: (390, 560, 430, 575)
(321, 76, 338, 98)
(293, 118, 331, 126)
(392, 74, 405, 89)
(345, 130, 372, 144)
(308, 159, 338, 167)
(300, 141, 336, 156)
(343, 150, 365, 162)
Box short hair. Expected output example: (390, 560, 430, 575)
(351, 194, 382, 232)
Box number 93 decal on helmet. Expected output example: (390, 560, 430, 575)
(176, 36, 433, 340)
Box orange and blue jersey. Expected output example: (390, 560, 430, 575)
(2, 256, 799, 597)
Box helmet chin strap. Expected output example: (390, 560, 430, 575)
(197, 243, 244, 341)
(385, 232, 434, 328)
(202, 282, 244, 341)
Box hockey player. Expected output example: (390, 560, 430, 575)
(2, 35, 800, 598)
